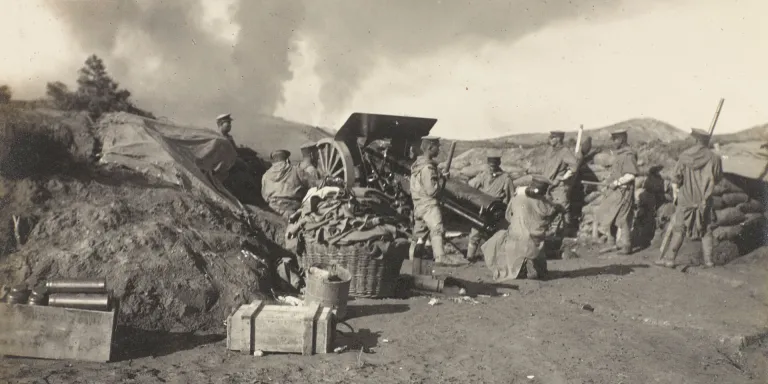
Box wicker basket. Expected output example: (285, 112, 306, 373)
(299, 238, 406, 298)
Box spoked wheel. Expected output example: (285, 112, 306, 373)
(316, 138, 356, 188)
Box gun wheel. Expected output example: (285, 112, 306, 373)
(316, 138, 356, 188)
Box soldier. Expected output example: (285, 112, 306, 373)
(465, 155, 515, 260)
(595, 130, 639, 254)
(481, 175, 562, 280)
(261, 149, 307, 218)
(298, 142, 321, 187)
(540, 130, 579, 235)
(410, 136, 467, 267)
(216, 113, 235, 147)
(656, 128, 723, 268)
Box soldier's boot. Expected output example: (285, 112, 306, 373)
(465, 243, 478, 261)
(701, 233, 715, 268)
(599, 237, 618, 254)
(432, 235, 468, 267)
(617, 225, 633, 255)
(656, 231, 684, 268)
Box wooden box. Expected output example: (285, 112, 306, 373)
(226, 301, 334, 355)
(0, 303, 117, 362)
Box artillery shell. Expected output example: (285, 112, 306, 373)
(48, 293, 110, 311)
(412, 275, 444, 293)
(45, 279, 107, 293)
(6, 285, 30, 304)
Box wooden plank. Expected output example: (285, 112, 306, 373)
(314, 307, 333, 354)
(0, 303, 115, 362)
(226, 300, 263, 353)
(251, 303, 322, 355)
(302, 303, 320, 356)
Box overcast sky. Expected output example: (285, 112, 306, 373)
(1, 0, 765, 140)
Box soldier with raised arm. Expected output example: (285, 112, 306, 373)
(409, 136, 467, 267)
(656, 128, 723, 268)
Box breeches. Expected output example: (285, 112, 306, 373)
(413, 204, 445, 241)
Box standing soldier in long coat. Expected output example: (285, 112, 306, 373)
(540, 131, 579, 235)
(410, 136, 467, 267)
(465, 155, 515, 260)
(656, 128, 723, 268)
(595, 130, 639, 254)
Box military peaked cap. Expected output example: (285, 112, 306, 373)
(216, 113, 232, 122)
(271, 149, 290, 161)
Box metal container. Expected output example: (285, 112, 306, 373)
(6, 285, 30, 304)
(304, 263, 352, 320)
(412, 275, 444, 293)
(48, 293, 110, 311)
(46, 279, 107, 294)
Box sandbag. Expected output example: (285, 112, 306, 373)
(711, 196, 724, 210)
(715, 207, 746, 227)
(742, 212, 765, 227)
(713, 179, 742, 196)
(738, 199, 764, 214)
(593, 152, 614, 168)
(721, 192, 749, 207)
(713, 225, 741, 241)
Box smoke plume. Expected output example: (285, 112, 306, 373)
(42, 0, 675, 129)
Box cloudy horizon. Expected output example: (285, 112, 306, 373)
(1, 0, 766, 140)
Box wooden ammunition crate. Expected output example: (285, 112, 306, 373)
(0, 303, 117, 362)
(226, 300, 334, 355)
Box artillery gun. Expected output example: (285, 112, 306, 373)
(314, 113, 507, 235)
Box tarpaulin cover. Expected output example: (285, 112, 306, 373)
(97, 112, 244, 213)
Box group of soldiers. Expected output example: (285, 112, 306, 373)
(408, 127, 723, 279)
(215, 113, 322, 218)
(217, 113, 724, 278)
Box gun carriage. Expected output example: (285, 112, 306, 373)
(314, 113, 507, 234)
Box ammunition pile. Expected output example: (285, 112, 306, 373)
(3, 278, 111, 311)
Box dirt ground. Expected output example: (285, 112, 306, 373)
(2, 240, 767, 384)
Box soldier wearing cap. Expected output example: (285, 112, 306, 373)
(261, 149, 307, 218)
(481, 175, 563, 280)
(540, 130, 579, 235)
(298, 142, 321, 187)
(410, 136, 468, 267)
(466, 155, 515, 260)
(216, 114, 235, 146)
(657, 128, 723, 268)
(594, 129, 639, 254)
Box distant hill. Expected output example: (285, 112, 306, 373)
(231, 114, 332, 159)
(458, 118, 687, 148)
(714, 123, 768, 144)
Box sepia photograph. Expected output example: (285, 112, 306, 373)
(1, 0, 766, 383)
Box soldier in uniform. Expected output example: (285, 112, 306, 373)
(656, 128, 723, 268)
(595, 130, 639, 254)
(540, 130, 579, 236)
(409, 136, 467, 267)
(216, 113, 236, 147)
(261, 149, 307, 218)
(481, 175, 563, 280)
(298, 142, 321, 188)
(465, 155, 515, 260)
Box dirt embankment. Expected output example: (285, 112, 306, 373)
(0, 106, 288, 332)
